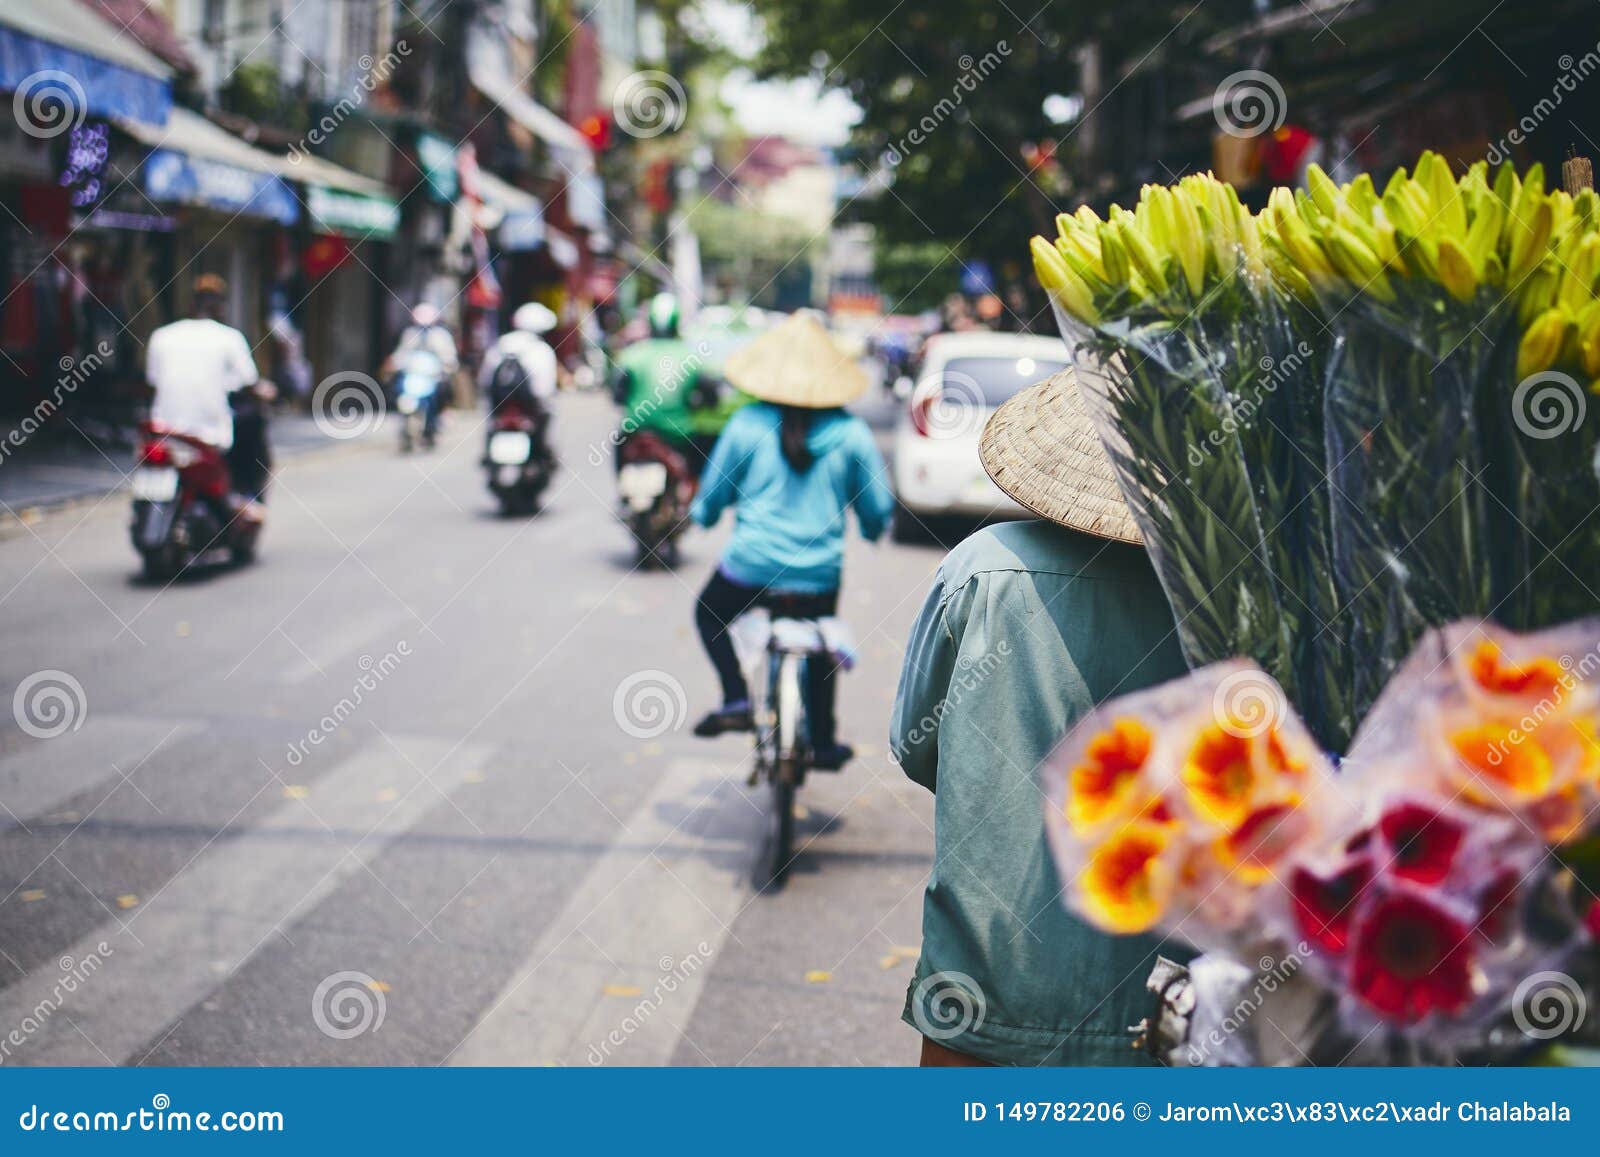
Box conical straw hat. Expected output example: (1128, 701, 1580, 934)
(979, 370, 1142, 545)
(721, 313, 871, 409)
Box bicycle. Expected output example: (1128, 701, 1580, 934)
(734, 611, 855, 888)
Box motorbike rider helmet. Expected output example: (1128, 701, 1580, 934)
(411, 303, 442, 327)
(512, 302, 558, 335)
(646, 293, 679, 339)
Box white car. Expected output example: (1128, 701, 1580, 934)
(891, 332, 1072, 540)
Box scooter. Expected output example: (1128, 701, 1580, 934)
(393, 349, 445, 452)
(129, 424, 263, 581)
(617, 431, 695, 567)
(484, 392, 555, 515)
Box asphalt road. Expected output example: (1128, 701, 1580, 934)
(0, 387, 957, 1066)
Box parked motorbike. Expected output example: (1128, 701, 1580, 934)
(484, 390, 555, 516)
(129, 424, 263, 581)
(393, 349, 445, 452)
(617, 431, 696, 567)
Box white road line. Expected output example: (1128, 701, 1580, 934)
(0, 717, 200, 831)
(278, 607, 415, 684)
(449, 757, 763, 1066)
(0, 733, 489, 1065)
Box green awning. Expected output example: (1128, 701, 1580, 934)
(306, 184, 400, 240)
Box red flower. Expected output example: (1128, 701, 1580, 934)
(1379, 802, 1464, 886)
(1475, 870, 1520, 947)
(1291, 858, 1373, 954)
(1350, 891, 1477, 1024)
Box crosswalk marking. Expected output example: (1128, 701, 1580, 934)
(0, 733, 489, 1065)
(0, 717, 199, 833)
(448, 757, 763, 1066)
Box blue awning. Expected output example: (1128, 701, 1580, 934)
(142, 147, 299, 224)
(122, 109, 301, 224)
(0, 10, 170, 128)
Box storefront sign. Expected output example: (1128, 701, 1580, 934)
(142, 148, 300, 224)
(415, 133, 458, 202)
(497, 211, 545, 252)
(306, 185, 400, 240)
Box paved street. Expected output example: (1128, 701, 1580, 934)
(0, 389, 950, 1066)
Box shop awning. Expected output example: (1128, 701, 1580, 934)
(464, 23, 593, 175)
(121, 107, 299, 224)
(477, 171, 545, 251)
(1, 5, 171, 127)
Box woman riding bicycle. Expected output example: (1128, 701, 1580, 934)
(689, 313, 894, 770)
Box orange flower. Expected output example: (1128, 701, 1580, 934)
(1080, 824, 1172, 934)
(1466, 640, 1566, 702)
(1182, 725, 1258, 828)
(1068, 717, 1153, 833)
(1213, 798, 1306, 885)
(1265, 728, 1307, 776)
(1449, 724, 1554, 803)
(1528, 785, 1587, 844)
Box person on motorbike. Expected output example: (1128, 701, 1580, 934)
(688, 313, 893, 771)
(146, 274, 272, 499)
(479, 302, 559, 445)
(611, 293, 717, 479)
(387, 303, 459, 443)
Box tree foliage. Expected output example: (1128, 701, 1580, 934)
(745, 1, 1249, 290)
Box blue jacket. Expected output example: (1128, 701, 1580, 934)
(691, 403, 894, 593)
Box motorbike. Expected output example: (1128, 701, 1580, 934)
(129, 424, 263, 581)
(393, 349, 445, 452)
(617, 430, 695, 567)
(484, 388, 555, 516)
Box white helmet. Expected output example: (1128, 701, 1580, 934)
(512, 302, 558, 334)
(411, 303, 441, 327)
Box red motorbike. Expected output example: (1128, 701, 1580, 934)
(129, 424, 264, 581)
(483, 393, 555, 516)
(617, 430, 697, 567)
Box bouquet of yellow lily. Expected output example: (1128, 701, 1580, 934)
(1033, 174, 1344, 747)
(1032, 152, 1600, 752)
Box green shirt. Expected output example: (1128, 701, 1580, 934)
(616, 337, 703, 443)
(890, 519, 1189, 1065)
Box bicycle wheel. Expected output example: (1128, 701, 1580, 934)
(764, 761, 797, 887)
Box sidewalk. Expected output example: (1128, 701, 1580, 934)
(0, 414, 355, 513)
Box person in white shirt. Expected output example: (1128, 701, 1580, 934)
(478, 302, 560, 402)
(145, 274, 260, 451)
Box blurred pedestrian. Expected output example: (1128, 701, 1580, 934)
(890, 371, 1188, 1065)
(689, 313, 894, 770)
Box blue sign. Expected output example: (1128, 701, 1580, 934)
(498, 210, 545, 252)
(142, 148, 300, 225)
(960, 260, 996, 296)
